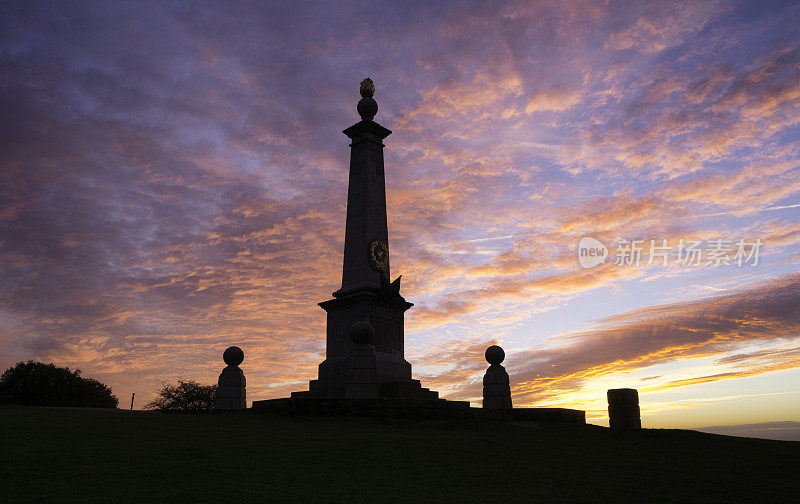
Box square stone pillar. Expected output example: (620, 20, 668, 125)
(215, 346, 246, 410)
(483, 364, 513, 409)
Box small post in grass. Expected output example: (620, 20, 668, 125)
(130, 392, 135, 411)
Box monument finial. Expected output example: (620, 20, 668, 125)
(360, 78, 375, 97)
(357, 77, 378, 120)
(223, 346, 244, 366)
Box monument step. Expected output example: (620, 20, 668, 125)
(292, 379, 439, 400)
(251, 396, 473, 419)
(379, 380, 439, 400)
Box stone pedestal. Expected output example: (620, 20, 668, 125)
(215, 346, 246, 410)
(607, 388, 641, 430)
(483, 365, 512, 409)
(344, 320, 379, 398)
(314, 289, 412, 397)
(483, 345, 512, 410)
(345, 344, 379, 398)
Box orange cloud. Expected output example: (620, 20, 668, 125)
(526, 85, 583, 113)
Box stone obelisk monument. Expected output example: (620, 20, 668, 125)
(293, 78, 432, 399)
(252, 80, 585, 422)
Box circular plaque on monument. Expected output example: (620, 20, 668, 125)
(368, 239, 389, 272)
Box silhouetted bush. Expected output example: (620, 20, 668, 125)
(0, 360, 119, 408)
(145, 380, 217, 413)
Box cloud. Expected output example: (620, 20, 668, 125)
(526, 85, 583, 113)
(505, 273, 800, 404)
(606, 1, 722, 54)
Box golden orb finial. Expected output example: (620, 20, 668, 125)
(360, 78, 375, 98)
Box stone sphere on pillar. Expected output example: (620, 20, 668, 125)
(485, 345, 505, 365)
(223, 346, 244, 367)
(349, 320, 375, 345)
(357, 97, 378, 120)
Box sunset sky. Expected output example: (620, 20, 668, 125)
(2, 1, 799, 437)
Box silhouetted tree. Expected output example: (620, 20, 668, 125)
(0, 361, 119, 408)
(146, 380, 217, 413)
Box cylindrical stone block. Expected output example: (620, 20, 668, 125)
(607, 388, 641, 430)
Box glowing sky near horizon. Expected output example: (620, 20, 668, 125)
(1, 0, 799, 430)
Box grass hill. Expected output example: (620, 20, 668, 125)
(1, 406, 798, 503)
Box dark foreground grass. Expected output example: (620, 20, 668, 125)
(1, 406, 798, 503)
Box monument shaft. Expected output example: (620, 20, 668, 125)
(338, 120, 392, 294)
